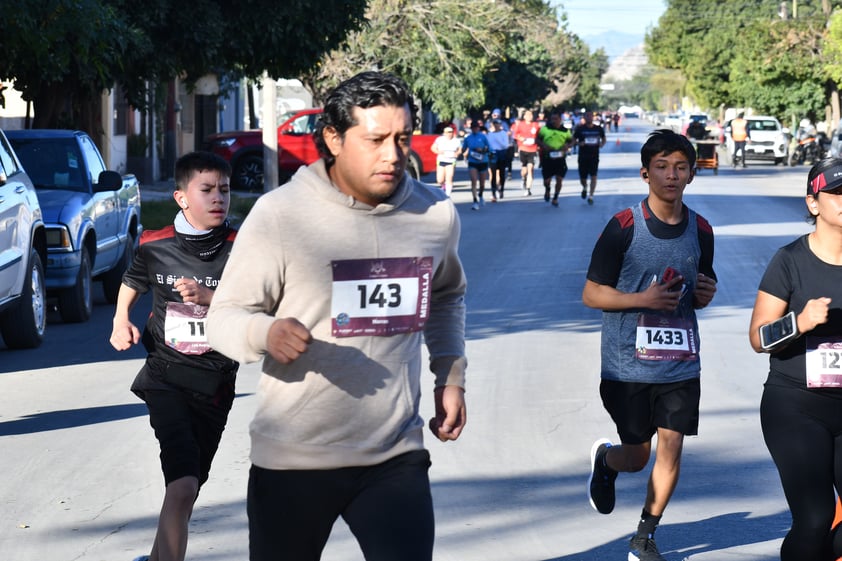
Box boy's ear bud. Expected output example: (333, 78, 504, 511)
(642, 172, 649, 179)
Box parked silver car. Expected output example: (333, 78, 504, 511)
(0, 129, 47, 348)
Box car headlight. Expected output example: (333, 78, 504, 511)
(46, 226, 73, 250)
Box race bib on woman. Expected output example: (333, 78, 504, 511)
(331, 257, 434, 337)
(806, 336, 842, 388)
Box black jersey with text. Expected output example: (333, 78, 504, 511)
(122, 224, 238, 374)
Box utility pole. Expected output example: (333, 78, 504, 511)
(262, 76, 278, 192)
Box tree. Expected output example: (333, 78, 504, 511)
(645, 0, 835, 122)
(3, 0, 136, 130)
(0, 0, 367, 132)
(301, 0, 516, 119)
(301, 0, 587, 120)
(730, 17, 826, 121)
(486, 5, 582, 111)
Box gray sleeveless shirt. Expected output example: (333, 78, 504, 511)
(600, 202, 702, 383)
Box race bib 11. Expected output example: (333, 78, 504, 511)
(164, 302, 211, 355)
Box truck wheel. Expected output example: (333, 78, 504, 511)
(0, 249, 46, 349)
(59, 247, 93, 323)
(102, 232, 136, 304)
(233, 154, 264, 191)
(407, 151, 422, 180)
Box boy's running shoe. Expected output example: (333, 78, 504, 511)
(588, 438, 617, 514)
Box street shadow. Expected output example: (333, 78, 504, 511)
(0, 392, 253, 436)
(44, 436, 788, 561)
(538, 511, 786, 560)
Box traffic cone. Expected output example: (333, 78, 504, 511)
(615, 137, 621, 146)
(833, 497, 842, 561)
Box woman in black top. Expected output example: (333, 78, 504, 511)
(750, 158, 842, 561)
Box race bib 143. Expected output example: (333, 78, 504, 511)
(331, 257, 434, 337)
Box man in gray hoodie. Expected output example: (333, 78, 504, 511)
(207, 71, 468, 561)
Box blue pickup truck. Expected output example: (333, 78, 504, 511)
(6, 130, 142, 323)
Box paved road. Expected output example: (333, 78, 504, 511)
(0, 120, 814, 560)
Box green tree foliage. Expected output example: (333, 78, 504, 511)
(730, 18, 826, 120)
(302, 0, 514, 119)
(0, 0, 367, 130)
(3, 0, 137, 129)
(485, 5, 582, 111)
(302, 0, 582, 120)
(645, 0, 835, 120)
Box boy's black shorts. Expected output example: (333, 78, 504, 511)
(144, 384, 234, 486)
(599, 378, 700, 444)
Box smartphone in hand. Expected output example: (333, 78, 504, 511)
(661, 267, 680, 289)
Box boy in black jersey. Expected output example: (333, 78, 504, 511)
(109, 151, 238, 561)
(582, 130, 717, 561)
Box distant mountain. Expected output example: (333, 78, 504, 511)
(580, 31, 645, 61)
(603, 44, 648, 82)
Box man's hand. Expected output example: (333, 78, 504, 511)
(640, 275, 684, 312)
(266, 318, 312, 364)
(693, 273, 717, 309)
(110, 319, 140, 351)
(428, 385, 466, 442)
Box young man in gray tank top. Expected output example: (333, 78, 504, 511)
(582, 129, 718, 561)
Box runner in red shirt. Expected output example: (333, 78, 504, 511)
(511, 110, 540, 196)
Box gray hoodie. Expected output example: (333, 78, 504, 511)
(207, 159, 467, 470)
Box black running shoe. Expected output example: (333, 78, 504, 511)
(588, 438, 617, 514)
(628, 534, 666, 561)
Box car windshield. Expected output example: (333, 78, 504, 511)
(749, 120, 779, 132)
(276, 110, 299, 127)
(9, 137, 88, 193)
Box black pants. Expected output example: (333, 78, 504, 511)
(248, 450, 434, 561)
(761, 383, 842, 561)
(490, 150, 508, 195)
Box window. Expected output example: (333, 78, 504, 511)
(0, 135, 19, 177)
(79, 135, 105, 184)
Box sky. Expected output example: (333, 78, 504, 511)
(553, 0, 666, 39)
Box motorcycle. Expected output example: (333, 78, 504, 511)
(788, 132, 822, 166)
(788, 121, 830, 166)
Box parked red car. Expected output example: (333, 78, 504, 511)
(206, 108, 439, 190)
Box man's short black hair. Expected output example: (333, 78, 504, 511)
(174, 151, 231, 191)
(314, 71, 419, 166)
(640, 129, 697, 170)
